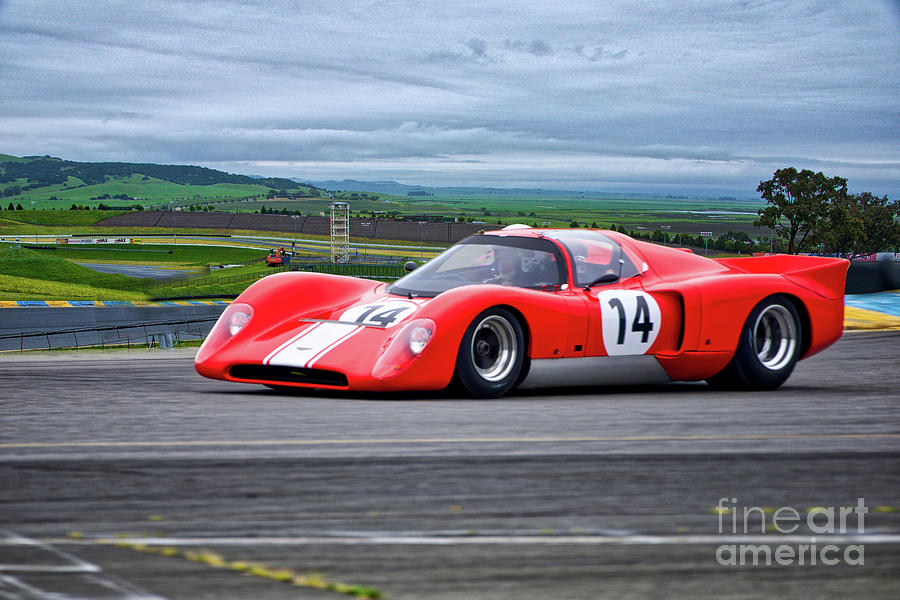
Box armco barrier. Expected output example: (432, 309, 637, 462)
(0, 317, 218, 352)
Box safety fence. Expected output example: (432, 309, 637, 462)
(286, 263, 407, 280)
(0, 317, 219, 352)
(148, 261, 408, 290)
(146, 269, 275, 290)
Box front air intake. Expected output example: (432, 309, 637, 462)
(229, 364, 349, 387)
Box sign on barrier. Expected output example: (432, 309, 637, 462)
(63, 238, 132, 244)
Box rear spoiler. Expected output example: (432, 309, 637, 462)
(715, 255, 849, 299)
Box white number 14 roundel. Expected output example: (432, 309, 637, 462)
(596, 290, 661, 355)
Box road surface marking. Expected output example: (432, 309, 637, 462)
(0, 531, 167, 599)
(1, 432, 898, 449)
(33, 533, 900, 547)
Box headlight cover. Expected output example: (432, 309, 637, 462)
(195, 302, 254, 364)
(372, 318, 436, 381)
(228, 308, 252, 336)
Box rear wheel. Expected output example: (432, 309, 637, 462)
(455, 308, 525, 398)
(707, 295, 801, 390)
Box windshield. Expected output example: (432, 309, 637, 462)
(388, 235, 566, 297)
(543, 230, 639, 287)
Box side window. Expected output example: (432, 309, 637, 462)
(553, 232, 639, 286)
(489, 246, 563, 288)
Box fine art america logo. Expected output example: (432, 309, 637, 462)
(715, 497, 867, 566)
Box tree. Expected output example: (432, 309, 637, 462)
(855, 193, 900, 255)
(819, 193, 860, 258)
(821, 192, 899, 259)
(755, 168, 847, 254)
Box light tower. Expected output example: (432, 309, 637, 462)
(330, 202, 350, 263)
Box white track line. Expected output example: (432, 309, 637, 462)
(0, 531, 100, 573)
(3, 432, 899, 450)
(74, 534, 900, 546)
(0, 531, 167, 600)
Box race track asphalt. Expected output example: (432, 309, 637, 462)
(0, 331, 898, 599)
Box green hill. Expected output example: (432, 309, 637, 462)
(0, 154, 322, 209)
(0, 244, 147, 300)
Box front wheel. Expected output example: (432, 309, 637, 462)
(707, 295, 801, 390)
(455, 308, 525, 398)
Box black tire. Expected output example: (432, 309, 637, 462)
(707, 295, 801, 390)
(455, 307, 525, 398)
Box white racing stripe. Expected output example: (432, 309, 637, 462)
(261, 321, 320, 365)
(305, 323, 365, 368)
(264, 321, 363, 368)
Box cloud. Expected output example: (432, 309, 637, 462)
(467, 38, 487, 57)
(504, 38, 553, 57)
(0, 0, 897, 195)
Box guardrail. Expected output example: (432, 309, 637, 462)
(0, 317, 219, 352)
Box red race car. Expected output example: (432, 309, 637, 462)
(196, 227, 848, 397)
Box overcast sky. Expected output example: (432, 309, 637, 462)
(1, 0, 898, 196)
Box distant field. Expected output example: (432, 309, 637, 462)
(0, 210, 128, 226)
(426, 193, 764, 228)
(0, 194, 776, 266)
(1, 154, 769, 239)
(2, 189, 768, 237)
(213, 193, 767, 236)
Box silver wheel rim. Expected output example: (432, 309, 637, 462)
(470, 315, 517, 382)
(752, 304, 797, 371)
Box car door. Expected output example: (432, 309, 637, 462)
(568, 240, 682, 358)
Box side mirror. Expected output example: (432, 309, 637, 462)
(583, 272, 619, 290)
(403, 261, 418, 272)
(595, 272, 619, 284)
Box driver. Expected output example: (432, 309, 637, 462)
(490, 247, 522, 286)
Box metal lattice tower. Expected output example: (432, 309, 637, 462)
(330, 202, 350, 263)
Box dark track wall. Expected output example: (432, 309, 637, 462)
(97, 211, 488, 243)
(846, 261, 900, 294)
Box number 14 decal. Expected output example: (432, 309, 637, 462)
(340, 300, 418, 329)
(596, 290, 662, 355)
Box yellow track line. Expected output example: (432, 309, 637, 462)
(843, 306, 900, 330)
